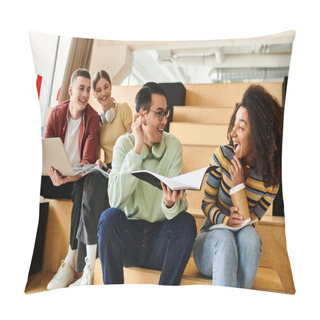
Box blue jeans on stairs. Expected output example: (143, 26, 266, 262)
(97, 208, 197, 285)
(193, 225, 262, 288)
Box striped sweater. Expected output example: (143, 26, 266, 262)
(201, 144, 279, 231)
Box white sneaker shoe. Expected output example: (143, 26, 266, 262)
(69, 257, 94, 287)
(47, 260, 74, 290)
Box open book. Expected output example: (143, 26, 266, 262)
(81, 166, 110, 178)
(209, 218, 258, 232)
(131, 165, 217, 191)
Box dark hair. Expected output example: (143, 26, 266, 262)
(227, 85, 284, 187)
(70, 68, 91, 84)
(92, 70, 112, 91)
(135, 82, 167, 113)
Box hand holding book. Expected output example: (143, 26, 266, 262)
(161, 181, 185, 208)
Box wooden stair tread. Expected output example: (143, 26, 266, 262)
(181, 145, 217, 173)
(96, 257, 284, 291)
(96, 257, 284, 292)
(169, 122, 229, 146)
(25, 255, 284, 294)
(184, 82, 283, 107)
(173, 106, 234, 124)
(174, 105, 234, 109)
(110, 83, 282, 109)
(25, 271, 54, 294)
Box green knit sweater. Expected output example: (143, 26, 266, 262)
(108, 132, 188, 222)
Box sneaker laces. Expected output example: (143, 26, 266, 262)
(80, 259, 93, 285)
(53, 261, 70, 280)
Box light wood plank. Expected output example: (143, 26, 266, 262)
(184, 82, 283, 107)
(181, 145, 216, 173)
(173, 106, 234, 124)
(42, 199, 73, 273)
(169, 122, 229, 146)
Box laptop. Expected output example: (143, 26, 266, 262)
(42, 137, 95, 176)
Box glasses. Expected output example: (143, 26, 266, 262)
(148, 109, 171, 121)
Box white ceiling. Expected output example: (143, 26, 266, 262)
(119, 30, 294, 85)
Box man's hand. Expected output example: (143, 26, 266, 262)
(48, 167, 82, 186)
(227, 206, 244, 227)
(131, 110, 147, 154)
(161, 181, 185, 208)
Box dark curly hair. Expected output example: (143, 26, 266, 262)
(227, 85, 284, 188)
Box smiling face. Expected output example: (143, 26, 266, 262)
(142, 93, 168, 149)
(69, 76, 91, 118)
(93, 77, 112, 109)
(231, 106, 253, 164)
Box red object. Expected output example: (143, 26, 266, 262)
(36, 75, 42, 99)
(56, 87, 61, 101)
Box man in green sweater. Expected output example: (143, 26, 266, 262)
(97, 82, 197, 285)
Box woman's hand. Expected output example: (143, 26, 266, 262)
(48, 167, 82, 186)
(131, 110, 147, 154)
(161, 182, 185, 208)
(229, 155, 245, 186)
(95, 159, 111, 173)
(227, 206, 244, 227)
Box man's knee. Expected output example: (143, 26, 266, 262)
(175, 211, 197, 242)
(181, 211, 197, 233)
(98, 208, 125, 240)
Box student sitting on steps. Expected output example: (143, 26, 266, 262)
(193, 85, 283, 289)
(97, 82, 197, 285)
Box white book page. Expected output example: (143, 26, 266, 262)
(209, 218, 258, 232)
(131, 166, 216, 191)
(173, 167, 212, 190)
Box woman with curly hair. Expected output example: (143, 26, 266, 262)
(193, 85, 283, 288)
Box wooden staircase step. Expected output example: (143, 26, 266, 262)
(95, 257, 285, 292)
(25, 271, 53, 294)
(186, 184, 206, 209)
(173, 106, 234, 124)
(25, 262, 284, 294)
(181, 145, 217, 173)
(25, 198, 289, 294)
(184, 82, 283, 107)
(169, 122, 229, 146)
(108, 83, 282, 109)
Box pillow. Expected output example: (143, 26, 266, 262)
(26, 31, 295, 296)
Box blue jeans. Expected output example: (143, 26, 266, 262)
(97, 208, 197, 285)
(193, 225, 262, 288)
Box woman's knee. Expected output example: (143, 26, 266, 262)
(84, 171, 108, 196)
(237, 226, 262, 253)
(194, 229, 236, 256)
(85, 170, 104, 184)
(193, 233, 212, 277)
(213, 229, 237, 253)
